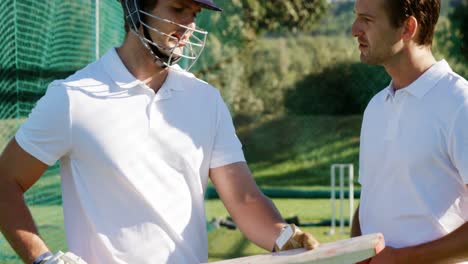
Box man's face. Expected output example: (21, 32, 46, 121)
(351, 0, 404, 65)
(146, 0, 202, 57)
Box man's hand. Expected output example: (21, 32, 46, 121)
(362, 246, 403, 264)
(276, 224, 319, 251)
(42, 251, 88, 264)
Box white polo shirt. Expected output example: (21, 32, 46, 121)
(359, 60, 468, 250)
(16, 48, 245, 264)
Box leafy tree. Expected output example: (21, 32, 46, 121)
(449, 0, 468, 59)
(312, 1, 354, 36)
(285, 63, 390, 115)
(235, 0, 329, 36)
(193, 0, 331, 119)
(199, 0, 329, 43)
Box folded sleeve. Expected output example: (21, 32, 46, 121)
(449, 101, 468, 184)
(15, 83, 72, 166)
(209, 93, 245, 168)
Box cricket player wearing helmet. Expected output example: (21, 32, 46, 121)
(0, 0, 318, 263)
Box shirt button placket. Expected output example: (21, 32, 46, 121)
(143, 87, 157, 128)
(385, 93, 404, 140)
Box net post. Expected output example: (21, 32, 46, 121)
(329, 164, 336, 235)
(349, 164, 354, 230)
(339, 165, 345, 234)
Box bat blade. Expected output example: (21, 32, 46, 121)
(206, 233, 385, 264)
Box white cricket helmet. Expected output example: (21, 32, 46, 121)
(120, 0, 222, 71)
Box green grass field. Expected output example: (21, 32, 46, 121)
(238, 115, 362, 188)
(0, 198, 359, 262)
(0, 114, 362, 262)
(0, 119, 22, 151)
(206, 198, 359, 261)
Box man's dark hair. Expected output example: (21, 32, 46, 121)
(121, 0, 159, 33)
(384, 0, 440, 46)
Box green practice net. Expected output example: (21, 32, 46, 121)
(0, 1, 124, 261)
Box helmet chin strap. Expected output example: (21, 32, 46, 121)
(142, 25, 182, 68)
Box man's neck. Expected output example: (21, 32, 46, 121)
(116, 34, 169, 93)
(384, 45, 437, 90)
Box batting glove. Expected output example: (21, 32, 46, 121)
(39, 251, 87, 264)
(274, 224, 319, 252)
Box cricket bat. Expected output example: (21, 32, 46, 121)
(206, 233, 385, 264)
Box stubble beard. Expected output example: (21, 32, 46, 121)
(359, 48, 388, 66)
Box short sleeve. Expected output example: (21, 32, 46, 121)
(358, 102, 372, 185)
(449, 102, 468, 184)
(209, 93, 245, 168)
(15, 83, 72, 166)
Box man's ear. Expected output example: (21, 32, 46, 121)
(402, 16, 418, 42)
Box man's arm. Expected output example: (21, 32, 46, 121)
(371, 221, 468, 264)
(0, 138, 50, 263)
(372, 184, 468, 264)
(210, 162, 318, 251)
(351, 205, 361, 237)
(209, 162, 285, 251)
